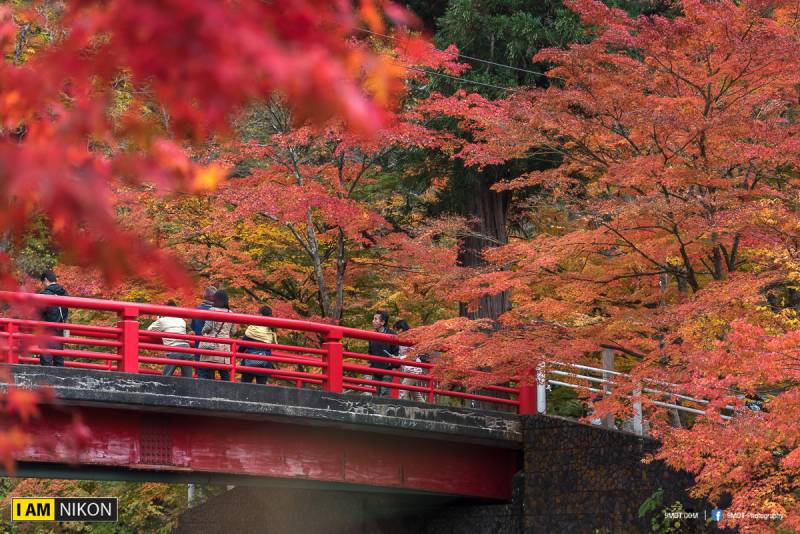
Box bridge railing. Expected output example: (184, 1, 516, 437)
(0, 291, 523, 412)
(537, 359, 735, 436)
(0, 292, 735, 423)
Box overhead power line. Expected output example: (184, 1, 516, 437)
(399, 64, 521, 93)
(357, 27, 562, 81)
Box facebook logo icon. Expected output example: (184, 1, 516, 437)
(711, 509, 724, 521)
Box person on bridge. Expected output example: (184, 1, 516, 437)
(38, 270, 69, 366)
(394, 320, 426, 403)
(367, 311, 399, 397)
(238, 305, 276, 385)
(198, 289, 238, 380)
(147, 301, 192, 378)
(190, 285, 217, 363)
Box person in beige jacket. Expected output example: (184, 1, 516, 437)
(239, 306, 277, 385)
(147, 301, 192, 377)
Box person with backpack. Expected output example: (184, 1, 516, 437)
(38, 270, 69, 366)
(239, 306, 277, 385)
(198, 290, 238, 380)
(190, 285, 217, 362)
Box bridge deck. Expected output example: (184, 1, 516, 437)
(5, 366, 521, 499)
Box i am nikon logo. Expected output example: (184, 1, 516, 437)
(12, 497, 117, 522)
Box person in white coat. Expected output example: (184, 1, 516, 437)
(148, 301, 192, 377)
(394, 320, 426, 402)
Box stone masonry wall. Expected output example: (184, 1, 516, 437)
(523, 414, 716, 533)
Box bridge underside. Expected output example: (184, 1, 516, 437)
(6, 366, 522, 500)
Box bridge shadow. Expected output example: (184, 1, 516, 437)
(173, 483, 524, 534)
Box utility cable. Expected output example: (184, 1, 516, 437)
(357, 27, 563, 81)
(399, 64, 521, 93)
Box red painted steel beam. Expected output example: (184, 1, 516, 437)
(19, 405, 518, 500)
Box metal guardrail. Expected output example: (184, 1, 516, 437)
(538, 361, 733, 436)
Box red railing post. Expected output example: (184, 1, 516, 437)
(518, 369, 537, 415)
(117, 306, 140, 373)
(390, 375, 400, 399)
(230, 341, 238, 381)
(6, 322, 17, 364)
(322, 328, 343, 393)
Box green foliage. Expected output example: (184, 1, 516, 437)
(606, 0, 683, 18)
(8, 216, 57, 278)
(639, 488, 665, 517)
(638, 489, 713, 533)
(546, 385, 586, 418)
(432, 0, 680, 95)
(403, 1, 449, 28)
(0, 479, 188, 534)
(435, 0, 586, 92)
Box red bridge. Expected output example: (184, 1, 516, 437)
(0, 292, 525, 500)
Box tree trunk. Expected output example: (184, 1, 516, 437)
(457, 175, 512, 320)
(305, 209, 332, 318)
(333, 228, 346, 322)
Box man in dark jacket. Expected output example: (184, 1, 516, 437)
(367, 311, 398, 397)
(39, 270, 69, 366)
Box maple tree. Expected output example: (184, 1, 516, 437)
(99, 34, 469, 323)
(215, 106, 441, 321)
(0, 0, 423, 288)
(405, 0, 800, 529)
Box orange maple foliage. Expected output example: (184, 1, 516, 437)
(94, 36, 469, 322)
(412, 0, 800, 528)
(0, 0, 422, 287)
